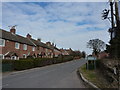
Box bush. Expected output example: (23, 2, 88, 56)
(2, 60, 14, 64)
(14, 60, 34, 70)
(2, 56, 74, 72)
(2, 60, 14, 72)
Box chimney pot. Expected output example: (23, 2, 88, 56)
(10, 28, 16, 34)
(37, 38, 41, 42)
(26, 33, 32, 39)
(46, 42, 51, 46)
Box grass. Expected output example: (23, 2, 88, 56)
(79, 65, 111, 88)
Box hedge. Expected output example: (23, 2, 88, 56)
(2, 56, 74, 72)
(14, 60, 35, 70)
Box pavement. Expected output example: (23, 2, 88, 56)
(2, 59, 87, 88)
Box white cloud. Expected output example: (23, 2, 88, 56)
(2, 0, 109, 2)
(2, 2, 111, 54)
(0, 1, 2, 27)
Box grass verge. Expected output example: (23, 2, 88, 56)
(79, 64, 111, 88)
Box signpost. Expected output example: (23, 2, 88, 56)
(85, 56, 97, 70)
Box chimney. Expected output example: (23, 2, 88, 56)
(26, 33, 32, 39)
(10, 25, 17, 34)
(46, 42, 51, 46)
(10, 28, 16, 34)
(37, 38, 41, 42)
(55, 44, 56, 47)
(52, 43, 54, 46)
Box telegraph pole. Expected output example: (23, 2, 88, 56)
(107, 0, 115, 58)
(114, 1, 120, 89)
(109, 0, 115, 40)
(115, 0, 119, 27)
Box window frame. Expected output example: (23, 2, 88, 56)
(23, 44, 27, 50)
(32, 47, 35, 51)
(15, 42, 20, 49)
(0, 39, 5, 47)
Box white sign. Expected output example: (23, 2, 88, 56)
(86, 56, 97, 60)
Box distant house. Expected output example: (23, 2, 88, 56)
(60, 48, 69, 56)
(46, 42, 61, 57)
(65, 48, 74, 55)
(98, 51, 109, 59)
(27, 36, 53, 58)
(54, 47, 61, 57)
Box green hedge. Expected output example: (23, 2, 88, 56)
(2, 56, 74, 72)
(14, 60, 34, 70)
(2, 60, 14, 72)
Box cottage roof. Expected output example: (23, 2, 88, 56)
(29, 39, 52, 49)
(0, 29, 60, 50)
(0, 29, 35, 46)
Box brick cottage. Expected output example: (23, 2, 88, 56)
(0, 27, 63, 60)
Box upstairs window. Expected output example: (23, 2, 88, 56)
(32, 47, 35, 51)
(15, 42, 20, 49)
(0, 39, 5, 47)
(23, 44, 27, 50)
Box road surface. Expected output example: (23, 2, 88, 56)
(3, 59, 87, 88)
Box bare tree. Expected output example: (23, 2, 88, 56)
(87, 39, 106, 56)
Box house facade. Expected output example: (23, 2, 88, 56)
(46, 42, 61, 57)
(0, 27, 62, 60)
(60, 48, 69, 56)
(98, 51, 109, 59)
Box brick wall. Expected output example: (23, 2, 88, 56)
(1, 39, 34, 58)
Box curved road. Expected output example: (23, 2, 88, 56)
(3, 59, 87, 88)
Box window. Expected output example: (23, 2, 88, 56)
(46, 49, 48, 53)
(32, 47, 35, 51)
(11, 56, 17, 60)
(0, 39, 5, 46)
(23, 44, 27, 50)
(15, 42, 20, 49)
(0, 54, 4, 59)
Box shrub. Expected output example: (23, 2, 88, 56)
(2, 56, 74, 72)
(13, 60, 34, 70)
(2, 60, 14, 64)
(2, 60, 14, 72)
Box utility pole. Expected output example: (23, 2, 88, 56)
(114, 1, 120, 89)
(115, 0, 119, 27)
(114, 1, 120, 59)
(109, 0, 115, 40)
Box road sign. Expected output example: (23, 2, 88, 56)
(85, 56, 97, 61)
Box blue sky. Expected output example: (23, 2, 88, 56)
(1, 1, 112, 54)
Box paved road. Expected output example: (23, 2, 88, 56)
(3, 59, 87, 88)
